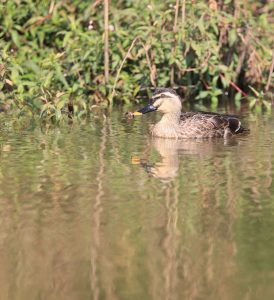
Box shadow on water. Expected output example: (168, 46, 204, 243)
(0, 110, 274, 300)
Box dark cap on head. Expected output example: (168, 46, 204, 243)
(153, 88, 178, 97)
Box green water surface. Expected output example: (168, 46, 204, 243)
(0, 108, 274, 300)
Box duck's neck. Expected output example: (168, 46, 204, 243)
(159, 112, 181, 125)
(151, 112, 181, 138)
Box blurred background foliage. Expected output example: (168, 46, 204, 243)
(0, 0, 273, 120)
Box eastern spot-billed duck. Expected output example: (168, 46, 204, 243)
(132, 88, 248, 139)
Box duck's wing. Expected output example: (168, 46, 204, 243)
(180, 111, 246, 135)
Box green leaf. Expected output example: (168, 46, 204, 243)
(211, 96, 218, 110)
(212, 89, 223, 96)
(196, 91, 209, 99)
(11, 30, 20, 47)
(221, 76, 229, 88)
(249, 98, 257, 109)
(228, 29, 237, 46)
(235, 92, 242, 102)
(44, 72, 54, 88)
(56, 98, 67, 110)
(263, 100, 271, 111)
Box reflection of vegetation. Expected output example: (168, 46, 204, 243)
(248, 85, 272, 112)
(0, 1, 273, 119)
(0, 111, 274, 298)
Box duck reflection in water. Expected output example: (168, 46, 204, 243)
(137, 137, 239, 182)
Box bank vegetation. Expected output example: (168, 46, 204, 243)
(0, 0, 273, 120)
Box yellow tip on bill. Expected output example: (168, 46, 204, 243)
(133, 111, 142, 116)
(131, 156, 141, 164)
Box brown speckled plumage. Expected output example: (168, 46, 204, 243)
(150, 111, 245, 139)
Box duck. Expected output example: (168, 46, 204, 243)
(132, 88, 248, 139)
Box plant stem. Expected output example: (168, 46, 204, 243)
(181, 0, 185, 26)
(220, 74, 248, 97)
(265, 49, 274, 92)
(110, 37, 139, 104)
(170, 0, 180, 86)
(104, 0, 109, 85)
(234, 30, 250, 81)
(141, 43, 157, 87)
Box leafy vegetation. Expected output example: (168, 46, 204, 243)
(0, 0, 273, 120)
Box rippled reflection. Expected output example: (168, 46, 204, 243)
(0, 111, 274, 300)
(141, 137, 240, 182)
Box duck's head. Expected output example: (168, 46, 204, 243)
(134, 88, 182, 115)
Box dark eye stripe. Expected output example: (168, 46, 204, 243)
(152, 95, 161, 101)
(152, 94, 173, 101)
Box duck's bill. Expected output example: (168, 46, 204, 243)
(133, 104, 157, 115)
(133, 111, 142, 116)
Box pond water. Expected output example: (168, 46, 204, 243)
(0, 107, 274, 300)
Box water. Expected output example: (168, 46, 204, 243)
(0, 108, 274, 300)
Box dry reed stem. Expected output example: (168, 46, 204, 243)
(170, 0, 180, 86)
(141, 43, 157, 87)
(110, 37, 139, 103)
(49, 0, 55, 13)
(235, 31, 250, 80)
(265, 49, 274, 92)
(104, 0, 109, 84)
(173, 0, 180, 33)
(233, 0, 240, 19)
(181, 0, 186, 26)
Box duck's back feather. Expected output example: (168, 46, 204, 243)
(179, 111, 246, 138)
